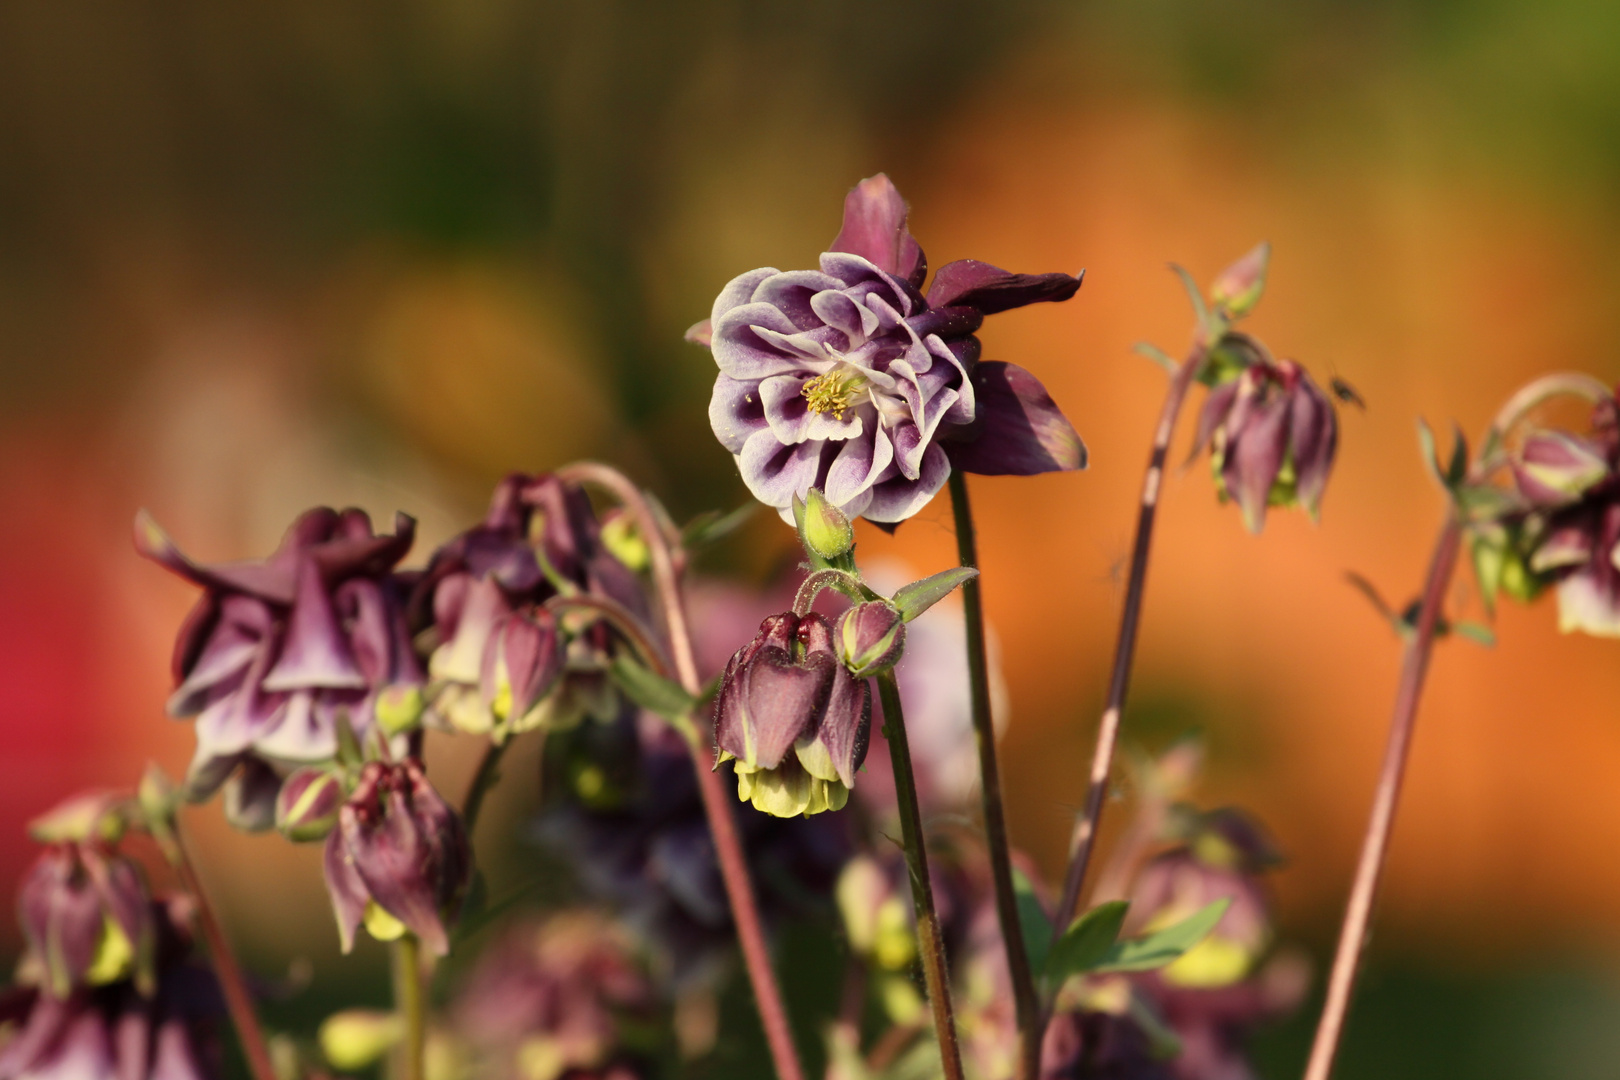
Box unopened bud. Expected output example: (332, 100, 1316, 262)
(1209, 242, 1270, 321)
(1513, 430, 1610, 507)
(376, 683, 426, 737)
(223, 759, 281, 833)
(600, 510, 651, 572)
(276, 767, 346, 842)
(28, 791, 128, 845)
(798, 487, 855, 561)
(319, 1009, 404, 1071)
(837, 602, 905, 678)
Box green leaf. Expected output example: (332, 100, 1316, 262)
(608, 655, 695, 718)
(1092, 898, 1230, 974)
(1044, 900, 1129, 983)
(1416, 418, 1445, 488)
(1132, 341, 1179, 375)
(682, 502, 758, 548)
(1169, 263, 1212, 334)
(1452, 621, 1497, 647)
(1446, 424, 1470, 487)
(893, 567, 979, 623)
(1012, 869, 1053, 977)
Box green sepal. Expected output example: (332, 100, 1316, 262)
(608, 655, 695, 719)
(892, 567, 979, 623)
(1012, 868, 1053, 977)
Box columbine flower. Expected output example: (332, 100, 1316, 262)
(1194, 350, 1338, 532)
(714, 613, 871, 817)
(18, 840, 153, 1000)
(418, 473, 642, 738)
(323, 759, 470, 956)
(693, 173, 1086, 524)
(136, 507, 421, 806)
(1480, 389, 1620, 635)
(0, 896, 223, 1080)
(449, 912, 653, 1080)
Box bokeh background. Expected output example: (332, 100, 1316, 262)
(4, 2, 1620, 1076)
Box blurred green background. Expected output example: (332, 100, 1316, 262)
(6, 2, 1620, 1076)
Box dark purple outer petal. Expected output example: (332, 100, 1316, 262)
(943, 361, 1087, 476)
(1224, 391, 1291, 534)
(801, 613, 872, 787)
(829, 174, 926, 288)
(925, 259, 1082, 314)
(1289, 374, 1338, 516)
(322, 830, 368, 954)
(261, 558, 365, 692)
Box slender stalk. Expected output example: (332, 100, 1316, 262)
(945, 470, 1040, 1080)
(1302, 517, 1462, 1080)
(393, 935, 426, 1080)
(556, 461, 806, 1080)
(461, 738, 509, 839)
(1050, 348, 1204, 942)
(169, 827, 276, 1080)
(875, 671, 966, 1080)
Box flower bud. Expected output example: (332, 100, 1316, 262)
(27, 791, 128, 845)
(1512, 430, 1610, 507)
(798, 487, 855, 561)
(323, 759, 470, 955)
(376, 683, 426, 737)
(599, 510, 651, 573)
(714, 612, 870, 817)
(1209, 242, 1270, 321)
(837, 602, 905, 677)
(276, 767, 346, 842)
(319, 1008, 404, 1071)
(223, 757, 282, 833)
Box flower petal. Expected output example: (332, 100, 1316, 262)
(863, 443, 951, 523)
(737, 429, 825, 510)
(829, 174, 927, 287)
(925, 260, 1082, 314)
(262, 557, 365, 692)
(708, 375, 769, 455)
(945, 361, 1086, 476)
(1289, 374, 1338, 517)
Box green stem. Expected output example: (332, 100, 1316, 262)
(461, 738, 509, 840)
(875, 671, 965, 1080)
(946, 470, 1041, 1080)
(393, 935, 426, 1080)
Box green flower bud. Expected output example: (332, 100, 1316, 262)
(1209, 242, 1270, 321)
(275, 767, 346, 842)
(797, 487, 854, 561)
(376, 683, 426, 737)
(318, 1009, 404, 1072)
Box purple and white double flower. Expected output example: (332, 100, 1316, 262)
(692, 174, 1087, 524)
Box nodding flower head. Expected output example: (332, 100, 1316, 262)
(714, 613, 871, 817)
(1503, 388, 1620, 635)
(322, 759, 470, 956)
(135, 507, 420, 809)
(1194, 352, 1338, 533)
(18, 839, 154, 1001)
(695, 173, 1087, 526)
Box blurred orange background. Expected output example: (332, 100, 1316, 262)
(4, 3, 1620, 1073)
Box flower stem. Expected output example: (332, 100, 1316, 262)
(1303, 517, 1462, 1080)
(393, 934, 426, 1080)
(461, 738, 508, 840)
(168, 826, 276, 1080)
(945, 469, 1041, 1080)
(555, 461, 806, 1080)
(1051, 347, 1204, 944)
(875, 670, 966, 1080)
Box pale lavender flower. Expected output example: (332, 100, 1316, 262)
(694, 174, 1086, 524)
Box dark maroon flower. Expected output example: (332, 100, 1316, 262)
(714, 613, 871, 816)
(0, 897, 224, 1080)
(136, 508, 421, 803)
(18, 841, 153, 1000)
(836, 601, 905, 678)
(450, 912, 653, 1080)
(322, 759, 469, 956)
(695, 174, 1085, 524)
(419, 474, 642, 737)
(1194, 352, 1338, 532)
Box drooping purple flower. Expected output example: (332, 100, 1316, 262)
(322, 759, 470, 956)
(0, 896, 224, 1080)
(136, 508, 421, 803)
(1501, 390, 1620, 636)
(1194, 351, 1338, 533)
(714, 612, 872, 817)
(449, 912, 654, 1080)
(694, 174, 1086, 524)
(417, 473, 642, 737)
(18, 840, 153, 1000)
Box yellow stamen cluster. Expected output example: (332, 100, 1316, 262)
(801, 371, 866, 420)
